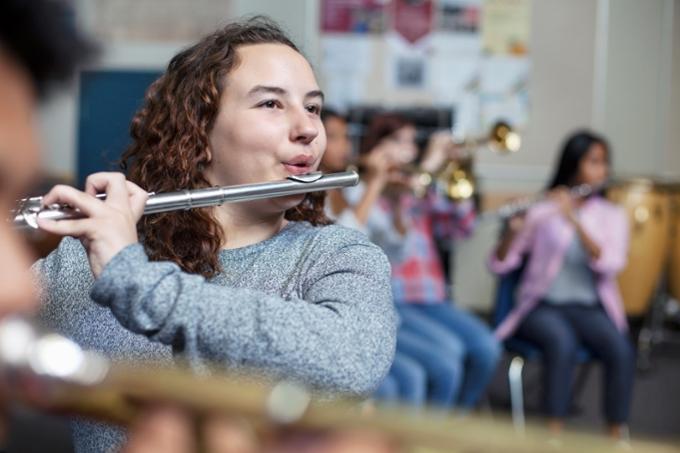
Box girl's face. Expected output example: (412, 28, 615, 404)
(576, 142, 609, 187)
(321, 116, 351, 172)
(384, 125, 418, 166)
(205, 43, 326, 213)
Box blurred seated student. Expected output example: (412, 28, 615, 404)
(320, 108, 427, 407)
(339, 112, 500, 411)
(489, 130, 634, 439)
(34, 17, 395, 452)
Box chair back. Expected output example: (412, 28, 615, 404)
(492, 264, 525, 328)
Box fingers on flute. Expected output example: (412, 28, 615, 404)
(36, 216, 91, 237)
(84, 172, 129, 206)
(84, 173, 148, 220)
(37, 185, 102, 236)
(41, 184, 100, 216)
(125, 180, 149, 220)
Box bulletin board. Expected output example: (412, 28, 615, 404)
(319, 0, 532, 137)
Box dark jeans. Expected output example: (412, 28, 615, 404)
(396, 304, 500, 409)
(515, 303, 635, 423)
(373, 351, 427, 406)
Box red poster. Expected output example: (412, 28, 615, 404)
(321, 0, 388, 34)
(393, 0, 434, 44)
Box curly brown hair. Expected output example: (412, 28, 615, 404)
(121, 17, 329, 278)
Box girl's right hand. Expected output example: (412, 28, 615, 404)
(361, 145, 392, 183)
(507, 212, 526, 234)
(36, 172, 148, 278)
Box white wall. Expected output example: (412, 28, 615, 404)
(668, 0, 680, 174)
(231, 0, 320, 66)
(599, 0, 680, 180)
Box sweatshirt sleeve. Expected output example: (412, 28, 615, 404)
(89, 239, 396, 396)
(587, 206, 629, 276)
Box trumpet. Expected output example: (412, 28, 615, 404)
(410, 121, 521, 201)
(12, 171, 359, 229)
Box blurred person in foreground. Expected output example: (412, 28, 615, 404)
(0, 0, 90, 450)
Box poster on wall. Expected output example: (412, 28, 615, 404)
(392, 0, 434, 44)
(319, 0, 532, 135)
(479, 56, 530, 131)
(320, 35, 374, 108)
(478, 0, 531, 130)
(321, 0, 389, 34)
(481, 0, 531, 55)
(437, 0, 480, 33)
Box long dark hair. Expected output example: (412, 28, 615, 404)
(121, 17, 329, 278)
(547, 130, 610, 190)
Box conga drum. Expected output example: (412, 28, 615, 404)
(667, 184, 680, 301)
(607, 179, 671, 316)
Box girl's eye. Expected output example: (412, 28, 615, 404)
(306, 104, 321, 115)
(260, 100, 280, 109)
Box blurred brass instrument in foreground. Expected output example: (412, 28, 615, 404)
(1, 318, 676, 453)
(412, 121, 521, 201)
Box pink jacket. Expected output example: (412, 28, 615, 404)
(488, 196, 630, 340)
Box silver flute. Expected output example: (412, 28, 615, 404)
(13, 171, 359, 229)
(493, 182, 603, 220)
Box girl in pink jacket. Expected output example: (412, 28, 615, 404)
(489, 131, 634, 440)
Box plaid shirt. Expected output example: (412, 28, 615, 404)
(387, 192, 476, 305)
(340, 184, 476, 305)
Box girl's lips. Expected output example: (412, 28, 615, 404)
(283, 163, 314, 175)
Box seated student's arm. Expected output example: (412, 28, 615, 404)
(488, 209, 539, 275)
(584, 206, 629, 276)
(344, 183, 408, 263)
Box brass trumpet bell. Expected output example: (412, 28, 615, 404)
(442, 161, 476, 200)
(434, 121, 520, 201)
(487, 120, 522, 154)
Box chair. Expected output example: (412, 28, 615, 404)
(493, 266, 593, 433)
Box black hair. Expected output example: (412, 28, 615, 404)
(547, 130, 611, 190)
(321, 107, 345, 123)
(0, 0, 96, 98)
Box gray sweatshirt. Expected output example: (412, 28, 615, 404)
(36, 221, 396, 452)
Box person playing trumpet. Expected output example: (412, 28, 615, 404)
(332, 112, 500, 411)
(33, 17, 396, 452)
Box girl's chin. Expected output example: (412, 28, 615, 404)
(267, 193, 307, 213)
